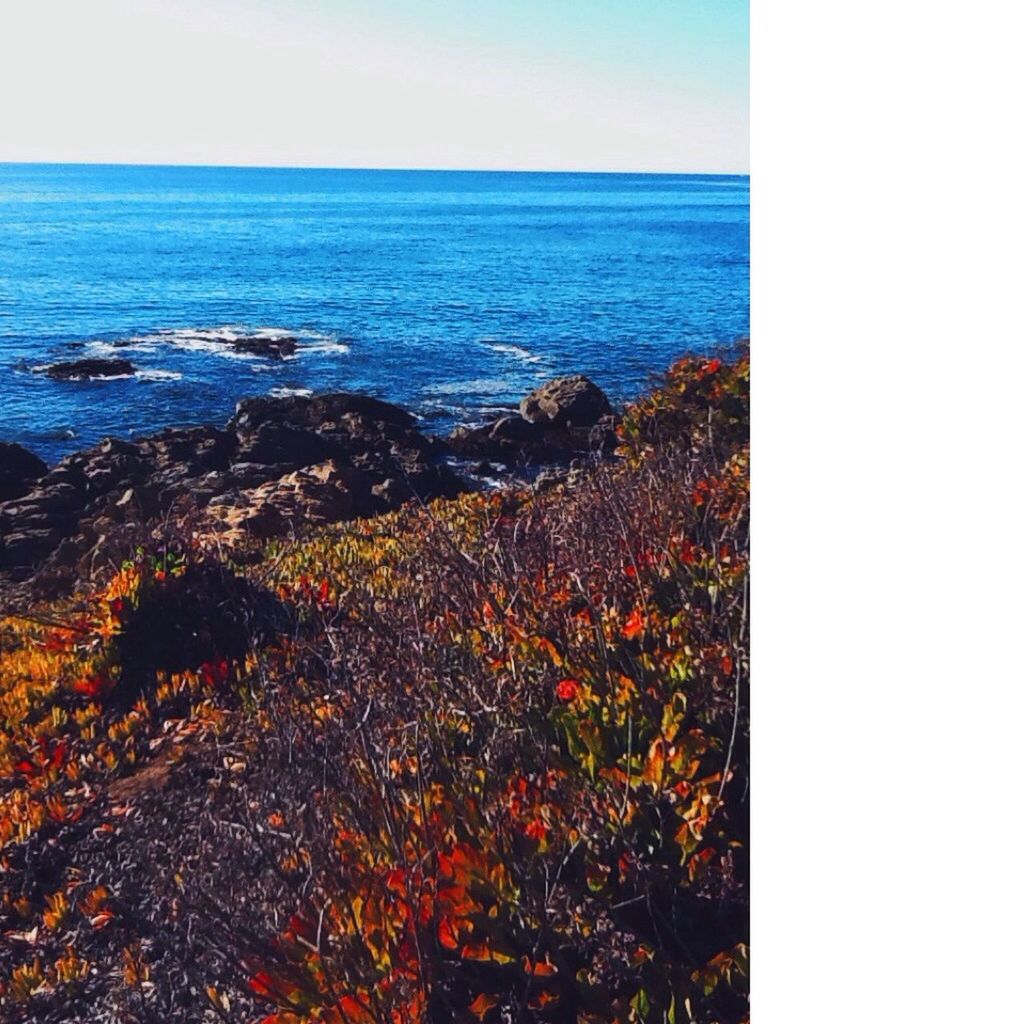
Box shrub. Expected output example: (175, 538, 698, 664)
(0, 354, 749, 1024)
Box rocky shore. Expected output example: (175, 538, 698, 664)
(0, 374, 616, 598)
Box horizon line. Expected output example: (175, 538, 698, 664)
(0, 158, 749, 177)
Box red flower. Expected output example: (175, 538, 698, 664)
(555, 678, 579, 701)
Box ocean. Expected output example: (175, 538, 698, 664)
(0, 164, 748, 464)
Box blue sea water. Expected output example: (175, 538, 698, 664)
(0, 164, 748, 464)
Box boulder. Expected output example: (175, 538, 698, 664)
(447, 377, 617, 465)
(491, 415, 547, 445)
(520, 374, 612, 428)
(42, 357, 135, 380)
(0, 441, 47, 502)
(447, 415, 555, 463)
(0, 477, 90, 569)
(231, 392, 416, 435)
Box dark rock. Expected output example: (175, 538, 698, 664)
(42, 357, 135, 380)
(0, 528, 66, 569)
(0, 441, 47, 502)
(2, 376, 611, 595)
(236, 423, 332, 467)
(109, 484, 164, 520)
(448, 423, 502, 459)
(196, 463, 282, 498)
(323, 412, 439, 459)
(204, 461, 356, 543)
(490, 415, 547, 444)
(231, 392, 416, 434)
(520, 374, 612, 428)
(371, 477, 413, 511)
(51, 534, 90, 567)
(447, 416, 552, 463)
(138, 426, 236, 475)
(402, 462, 466, 503)
(2, 481, 86, 516)
(229, 335, 297, 359)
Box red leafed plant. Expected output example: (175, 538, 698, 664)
(0, 352, 748, 1024)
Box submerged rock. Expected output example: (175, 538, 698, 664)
(42, 357, 136, 380)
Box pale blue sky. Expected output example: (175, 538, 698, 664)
(0, 0, 748, 172)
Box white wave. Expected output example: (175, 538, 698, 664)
(153, 327, 245, 344)
(136, 369, 183, 381)
(86, 339, 159, 356)
(481, 340, 544, 364)
(218, 349, 262, 361)
(301, 340, 352, 356)
(147, 334, 260, 360)
(269, 386, 314, 398)
(423, 377, 520, 397)
(248, 326, 337, 342)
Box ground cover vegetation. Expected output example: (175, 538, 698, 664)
(0, 354, 749, 1024)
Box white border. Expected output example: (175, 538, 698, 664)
(754, 2, 1024, 1020)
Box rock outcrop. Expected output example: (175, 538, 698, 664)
(0, 377, 620, 596)
(229, 335, 297, 359)
(205, 461, 356, 545)
(447, 375, 617, 464)
(42, 357, 136, 380)
(0, 441, 47, 502)
(0, 390, 465, 593)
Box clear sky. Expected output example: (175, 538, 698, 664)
(0, 0, 748, 173)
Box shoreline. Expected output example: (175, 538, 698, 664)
(0, 373, 619, 600)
